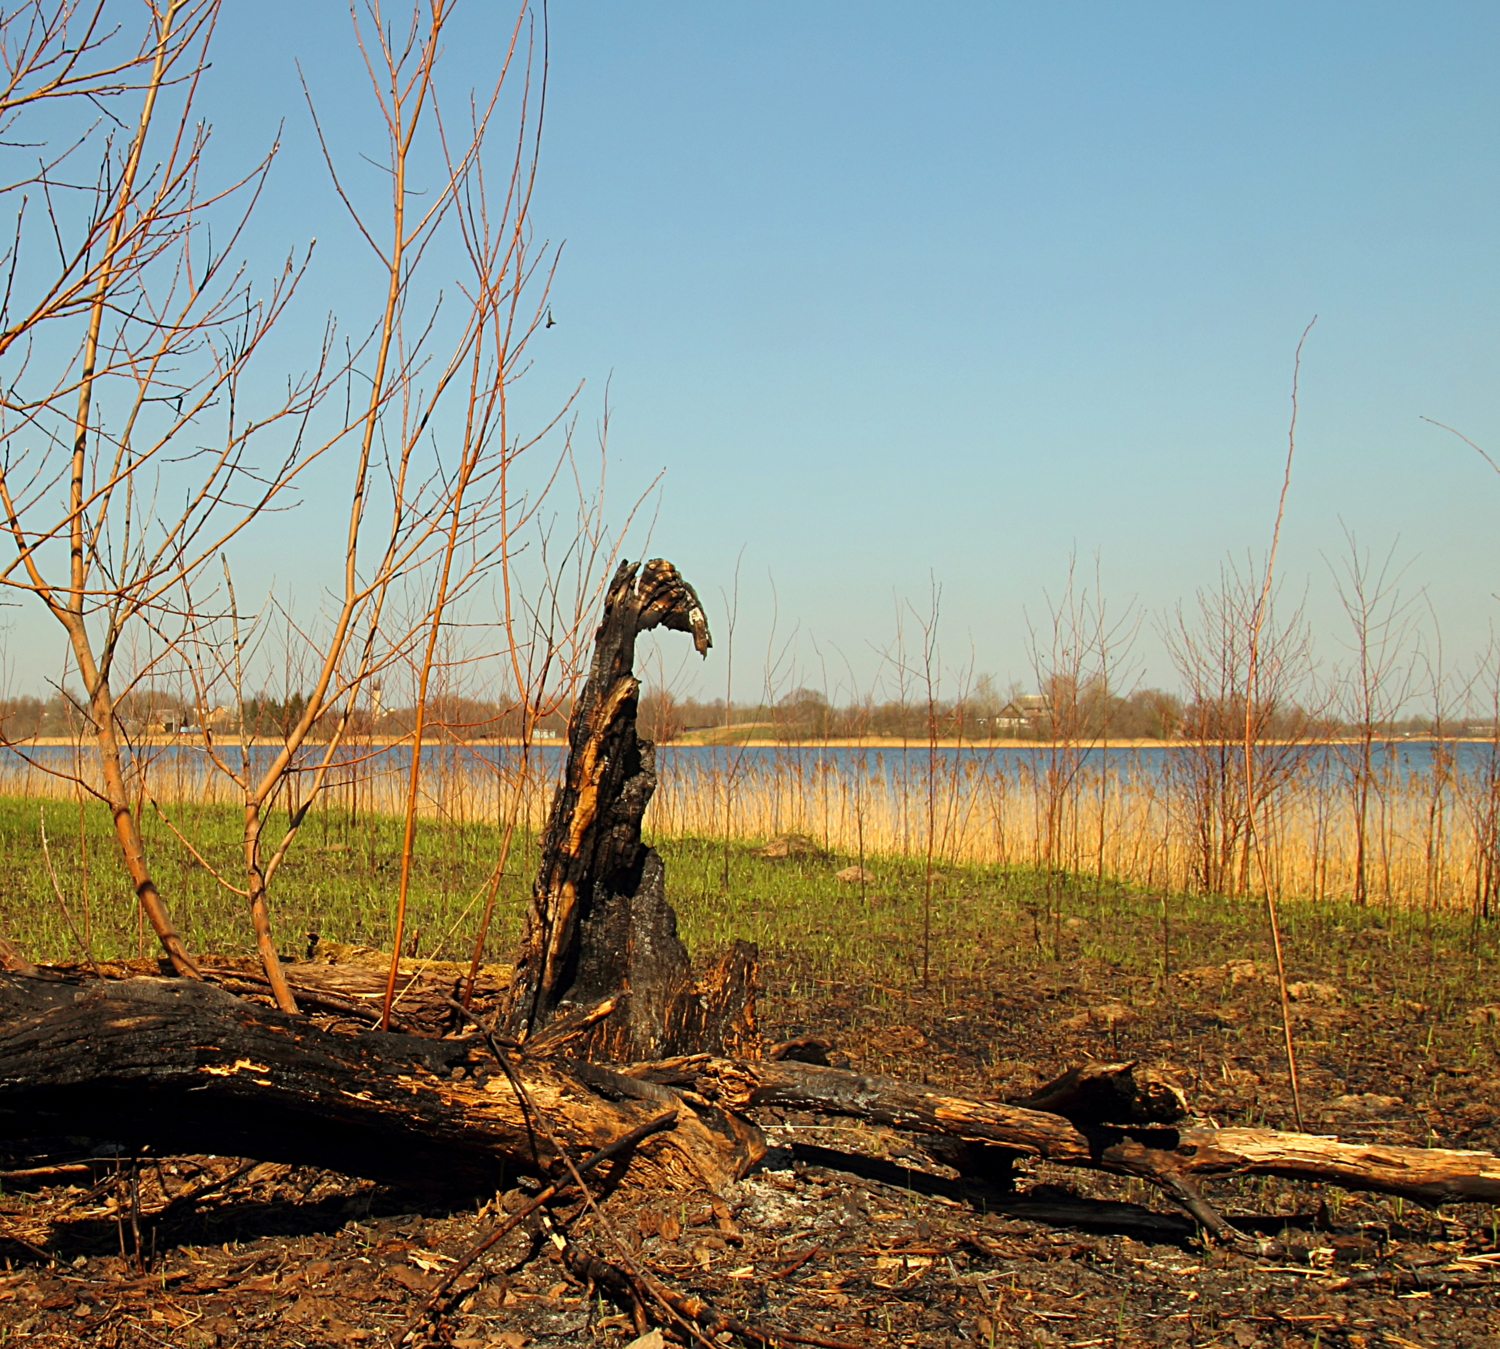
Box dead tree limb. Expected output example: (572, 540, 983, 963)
(501, 558, 757, 1063)
(0, 975, 759, 1198)
(629, 1056, 1500, 1210)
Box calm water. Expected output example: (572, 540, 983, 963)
(2, 738, 1492, 789)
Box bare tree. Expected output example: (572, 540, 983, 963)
(0, 0, 329, 976)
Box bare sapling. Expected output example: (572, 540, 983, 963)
(1417, 609, 1453, 936)
(1027, 554, 1139, 955)
(146, 0, 584, 1011)
(0, 0, 336, 976)
(1241, 318, 1316, 1130)
(1330, 528, 1418, 908)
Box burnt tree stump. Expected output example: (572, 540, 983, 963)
(502, 558, 758, 1063)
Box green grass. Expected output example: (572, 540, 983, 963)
(659, 831, 1500, 1002)
(0, 794, 536, 966)
(0, 792, 1495, 1027)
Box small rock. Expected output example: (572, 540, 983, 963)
(756, 834, 822, 859)
(1064, 917, 1088, 930)
(1288, 981, 1342, 1004)
(834, 865, 874, 883)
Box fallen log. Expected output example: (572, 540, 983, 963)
(0, 973, 760, 1198)
(1, 971, 1496, 1233)
(626, 1055, 1500, 1214)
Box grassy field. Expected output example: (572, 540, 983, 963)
(3, 791, 1498, 1023)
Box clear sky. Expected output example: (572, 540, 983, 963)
(6, 1, 1500, 706)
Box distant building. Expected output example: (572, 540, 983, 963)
(993, 695, 1051, 732)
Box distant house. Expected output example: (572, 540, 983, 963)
(993, 695, 1051, 732)
(155, 705, 233, 735)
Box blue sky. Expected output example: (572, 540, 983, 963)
(8, 2, 1500, 705)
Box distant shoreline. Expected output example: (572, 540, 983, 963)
(3, 734, 1488, 750)
(667, 735, 1493, 749)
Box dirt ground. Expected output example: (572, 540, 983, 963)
(1, 912, 1498, 1348)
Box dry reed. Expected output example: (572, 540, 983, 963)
(7, 733, 1498, 917)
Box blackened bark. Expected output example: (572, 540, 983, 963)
(502, 559, 757, 1062)
(0, 974, 760, 1198)
(1, 975, 1497, 1221)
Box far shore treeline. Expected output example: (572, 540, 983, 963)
(0, 682, 1485, 746)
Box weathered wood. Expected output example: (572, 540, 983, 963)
(0, 974, 760, 1197)
(501, 558, 757, 1063)
(202, 955, 511, 1037)
(1, 975, 1497, 1224)
(1010, 1059, 1188, 1127)
(628, 1055, 1500, 1209)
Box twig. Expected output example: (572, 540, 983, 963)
(766, 1244, 821, 1279)
(394, 1109, 679, 1345)
(1323, 1263, 1495, 1293)
(562, 1239, 864, 1349)
(149, 1158, 258, 1224)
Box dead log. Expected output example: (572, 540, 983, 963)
(0, 973, 760, 1198)
(627, 1056, 1500, 1210)
(0, 974, 1497, 1231)
(501, 558, 757, 1063)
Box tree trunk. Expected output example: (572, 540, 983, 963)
(501, 558, 757, 1063)
(0, 973, 758, 1199)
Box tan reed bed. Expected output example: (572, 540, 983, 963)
(7, 735, 1499, 918)
(644, 739, 1500, 917)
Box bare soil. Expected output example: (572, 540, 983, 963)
(1, 912, 1498, 1348)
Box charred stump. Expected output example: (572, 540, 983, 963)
(501, 558, 757, 1063)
